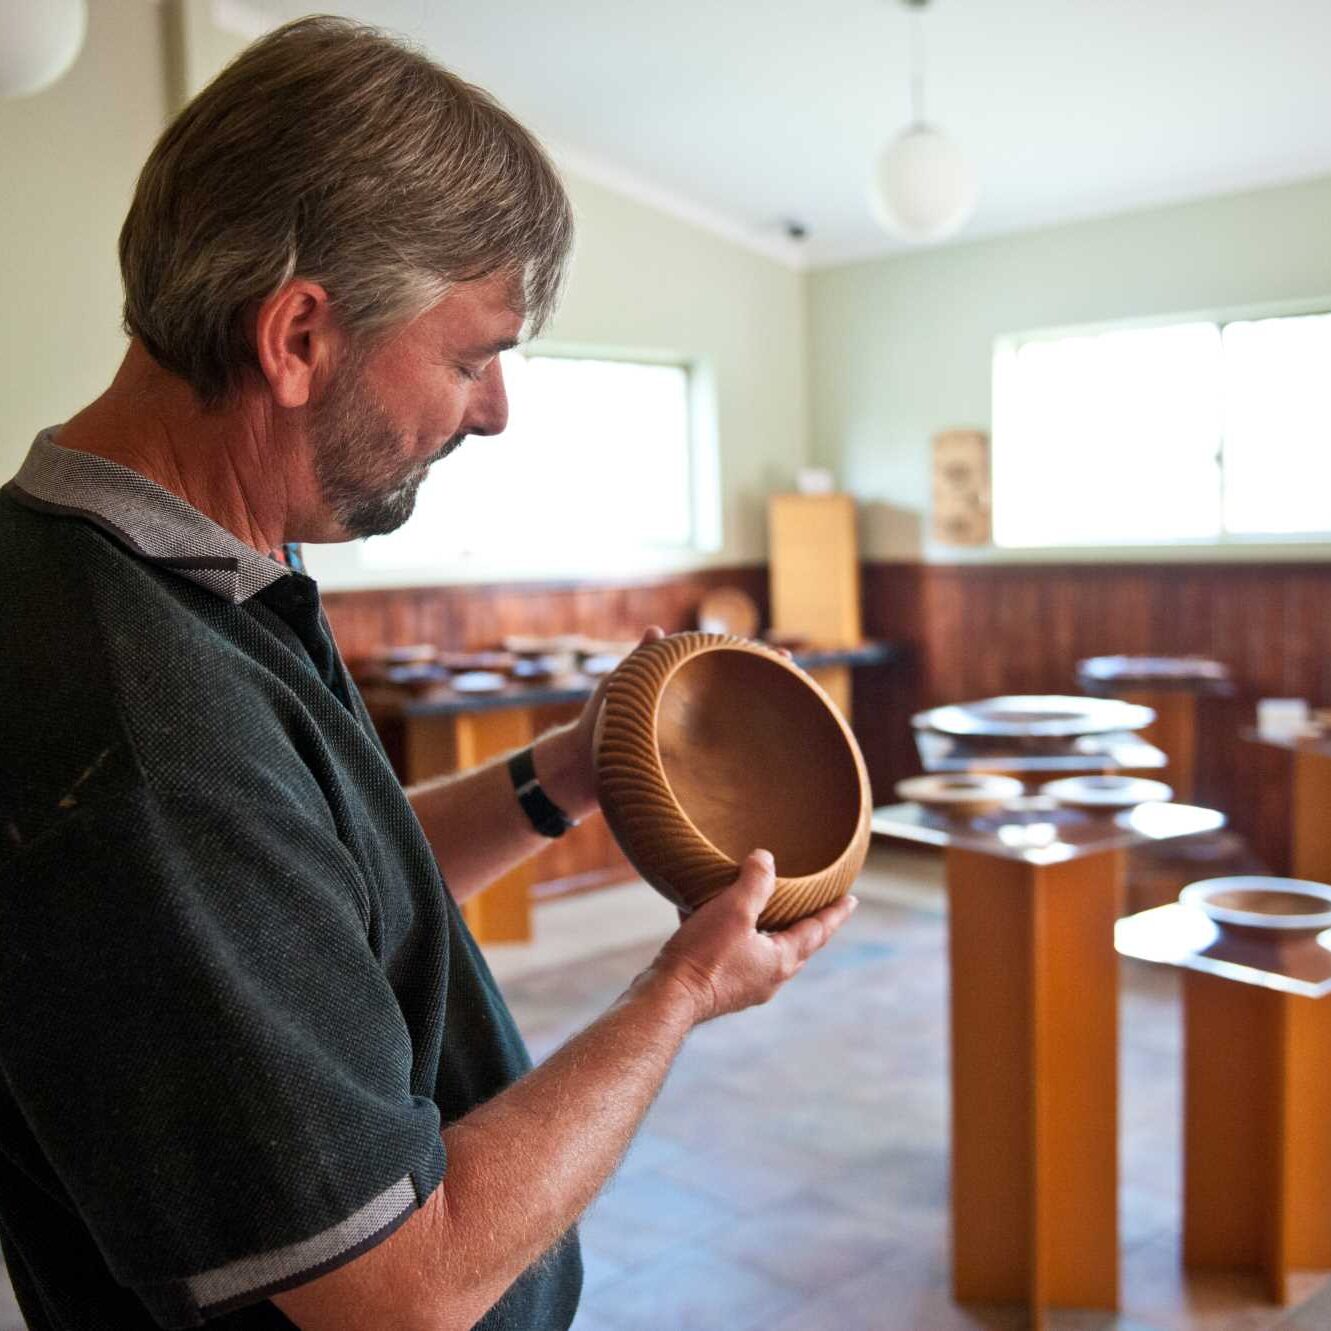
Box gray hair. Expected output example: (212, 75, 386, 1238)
(119, 15, 574, 405)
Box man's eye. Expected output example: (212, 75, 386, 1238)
(454, 362, 485, 383)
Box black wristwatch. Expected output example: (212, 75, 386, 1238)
(508, 745, 578, 838)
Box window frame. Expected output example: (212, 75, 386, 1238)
(990, 294, 1331, 556)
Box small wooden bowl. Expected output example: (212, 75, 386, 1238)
(1180, 876, 1331, 941)
(896, 773, 1024, 816)
(697, 586, 761, 639)
(1039, 774, 1173, 811)
(594, 632, 871, 929)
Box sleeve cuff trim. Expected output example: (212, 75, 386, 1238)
(185, 1174, 418, 1315)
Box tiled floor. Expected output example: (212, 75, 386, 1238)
(4, 845, 1330, 1330)
(500, 846, 1331, 1331)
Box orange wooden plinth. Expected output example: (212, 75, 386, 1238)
(403, 708, 534, 944)
(1119, 690, 1199, 803)
(948, 846, 1122, 1324)
(1292, 748, 1331, 883)
(1183, 970, 1331, 1304)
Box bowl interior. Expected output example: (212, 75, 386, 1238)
(1206, 888, 1331, 918)
(656, 650, 862, 877)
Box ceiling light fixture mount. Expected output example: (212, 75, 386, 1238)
(869, 0, 977, 244)
(0, 0, 87, 100)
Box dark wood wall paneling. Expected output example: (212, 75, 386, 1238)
(324, 567, 773, 899)
(322, 565, 770, 661)
(324, 561, 1331, 879)
(863, 561, 1331, 871)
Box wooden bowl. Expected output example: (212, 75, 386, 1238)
(1180, 876, 1331, 940)
(896, 773, 1024, 816)
(1039, 774, 1174, 811)
(697, 586, 761, 639)
(594, 632, 871, 929)
(914, 695, 1155, 739)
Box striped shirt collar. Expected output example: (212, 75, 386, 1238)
(5, 429, 292, 604)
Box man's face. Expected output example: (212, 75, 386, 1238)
(309, 272, 522, 539)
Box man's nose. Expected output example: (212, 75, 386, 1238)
(464, 357, 509, 437)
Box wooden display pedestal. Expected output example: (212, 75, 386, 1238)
(875, 800, 1223, 1328)
(1184, 973, 1331, 1304)
(949, 847, 1120, 1323)
(403, 708, 535, 943)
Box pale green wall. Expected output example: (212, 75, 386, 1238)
(0, 0, 167, 476)
(809, 177, 1331, 561)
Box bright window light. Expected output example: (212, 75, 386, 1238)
(1222, 314, 1331, 536)
(361, 352, 696, 569)
(992, 309, 1331, 548)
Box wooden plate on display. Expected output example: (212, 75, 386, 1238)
(1181, 877, 1331, 941)
(1039, 775, 1174, 811)
(913, 695, 1155, 740)
(502, 634, 588, 660)
(449, 671, 508, 694)
(1078, 655, 1230, 685)
(594, 632, 871, 930)
(380, 643, 438, 665)
(895, 773, 1024, 816)
(697, 587, 760, 639)
(437, 650, 516, 674)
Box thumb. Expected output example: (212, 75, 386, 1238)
(639, 625, 666, 645)
(730, 849, 777, 922)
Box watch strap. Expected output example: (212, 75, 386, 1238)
(509, 745, 577, 838)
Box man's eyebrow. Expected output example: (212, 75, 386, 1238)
(463, 337, 521, 357)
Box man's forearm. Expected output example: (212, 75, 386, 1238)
(405, 723, 594, 903)
(436, 968, 695, 1326)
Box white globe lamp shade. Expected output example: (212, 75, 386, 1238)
(871, 123, 977, 242)
(0, 0, 88, 99)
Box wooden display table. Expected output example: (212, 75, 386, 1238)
(1117, 904, 1331, 1303)
(367, 643, 900, 943)
(1243, 731, 1331, 882)
(873, 799, 1224, 1327)
(1078, 657, 1233, 802)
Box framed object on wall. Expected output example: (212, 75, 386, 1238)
(932, 428, 991, 547)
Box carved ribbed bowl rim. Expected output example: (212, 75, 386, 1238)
(594, 632, 872, 929)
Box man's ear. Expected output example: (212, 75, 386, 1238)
(252, 280, 338, 409)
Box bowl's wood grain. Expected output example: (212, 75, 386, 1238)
(594, 632, 871, 929)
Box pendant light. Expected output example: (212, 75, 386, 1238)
(869, 0, 977, 243)
(0, 0, 88, 100)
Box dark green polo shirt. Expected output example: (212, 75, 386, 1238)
(0, 432, 581, 1329)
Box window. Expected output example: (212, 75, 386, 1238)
(991, 309, 1331, 548)
(360, 350, 707, 572)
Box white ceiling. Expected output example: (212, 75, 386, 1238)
(223, 0, 1331, 268)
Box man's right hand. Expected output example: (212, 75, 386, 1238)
(640, 849, 858, 1026)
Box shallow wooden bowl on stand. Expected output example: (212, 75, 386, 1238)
(1039, 774, 1174, 811)
(594, 632, 871, 930)
(895, 773, 1024, 817)
(1180, 876, 1331, 941)
(914, 694, 1156, 741)
(697, 586, 761, 639)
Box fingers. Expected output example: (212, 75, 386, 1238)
(772, 894, 858, 969)
(639, 625, 665, 646)
(730, 848, 778, 923)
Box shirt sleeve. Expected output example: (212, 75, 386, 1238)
(0, 778, 447, 1327)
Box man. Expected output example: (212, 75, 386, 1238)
(0, 16, 855, 1331)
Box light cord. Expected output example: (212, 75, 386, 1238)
(909, 4, 927, 125)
